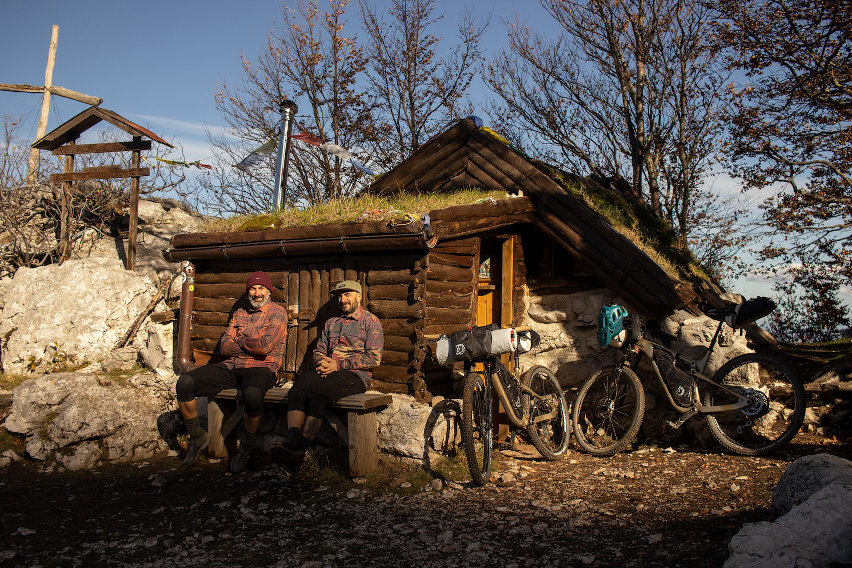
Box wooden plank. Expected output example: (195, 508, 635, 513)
(501, 236, 514, 328)
(430, 212, 534, 241)
(368, 269, 420, 285)
(348, 411, 379, 476)
(383, 335, 418, 352)
(425, 307, 475, 327)
(51, 140, 151, 155)
(368, 299, 424, 319)
(427, 263, 473, 283)
(193, 311, 229, 326)
(425, 279, 476, 296)
(192, 324, 227, 341)
(366, 283, 414, 301)
(428, 196, 535, 223)
(50, 167, 150, 182)
(381, 318, 420, 337)
(365, 379, 410, 394)
(297, 267, 311, 371)
(381, 349, 416, 366)
(427, 252, 475, 268)
(285, 271, 300, 373)
(371, 364, 415, 383)
(423, 291, 473, 310)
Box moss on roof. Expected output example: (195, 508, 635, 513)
(201, 188, 509, 233)
(534, 160, 711, 282)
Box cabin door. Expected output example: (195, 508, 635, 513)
(477, 236, 516, 442)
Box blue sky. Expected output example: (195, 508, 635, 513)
(1, 0, 547, 161)
(2, 1, 847, 306)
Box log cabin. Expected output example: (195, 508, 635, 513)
(164, 117, 740, 402)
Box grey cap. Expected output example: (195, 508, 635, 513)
(331, 280, 362, 294)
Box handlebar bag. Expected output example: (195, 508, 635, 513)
(449, 323, 500, 361)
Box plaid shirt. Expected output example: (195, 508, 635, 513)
(313, 305, 383, 385)
(219, 301, 288, 372)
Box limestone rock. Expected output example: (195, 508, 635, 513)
(772, 453, 852, 515)
(4, 372, 169, 465)
(726, 480, 852, 567)
(376, 394, 460, 460)
(0, 258, 156, 374)
(55, 441, 102, 471)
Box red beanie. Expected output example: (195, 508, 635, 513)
(246, 271, 273, 292)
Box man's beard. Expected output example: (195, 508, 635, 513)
(249, 295, 270, 309)
(340, 302, 357, 315)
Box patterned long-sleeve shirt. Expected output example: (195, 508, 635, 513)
(313, 305, 383, 385)
(219, 302, 288, 372)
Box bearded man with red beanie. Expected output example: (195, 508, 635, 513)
(175, 270, 287, 473)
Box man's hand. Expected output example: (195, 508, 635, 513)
(315, 355, 338, 376)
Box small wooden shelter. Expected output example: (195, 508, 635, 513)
(165, 118, 728, 400)
(33, 106, 173, 269)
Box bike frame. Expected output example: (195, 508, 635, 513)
(464, 353, 557, 430)
(624, 318, 750, 416)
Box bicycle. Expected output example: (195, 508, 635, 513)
(572, 298, 806, 457)
(430, 325, 571, 485)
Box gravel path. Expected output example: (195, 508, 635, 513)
(1, 434, 849, 568)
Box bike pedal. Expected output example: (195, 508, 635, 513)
(666, 408, 698, 430)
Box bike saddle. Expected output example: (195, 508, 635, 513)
(706, 297, 776, 328)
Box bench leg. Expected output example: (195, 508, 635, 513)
(347, 411, 379, 477)
(208, 399, 241, 459)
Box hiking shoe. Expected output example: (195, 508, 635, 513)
(229, 450, 250, 474)
(181, 431, 209, 467)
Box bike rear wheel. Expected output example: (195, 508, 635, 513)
(462, 371, 493, 485)
(572, 365, 645, 456)
(522, 365, 570, 460)
(704, 353, 805, 456)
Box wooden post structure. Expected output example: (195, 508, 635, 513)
(59, 143, 74, 260)
(127, 137, 142, 270)
(27, 25, 58, 184)
(0, 24, 102, 184)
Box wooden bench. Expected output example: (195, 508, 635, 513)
(207, 384, 392, 477)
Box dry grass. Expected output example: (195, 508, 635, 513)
(0, 373, 31, 392)
(201, 189, 510, 234)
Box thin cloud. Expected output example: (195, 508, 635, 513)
(130, 113, 236, 141)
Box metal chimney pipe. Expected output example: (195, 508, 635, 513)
(176, 260, 196, 373)
(272, 99, 298, 211)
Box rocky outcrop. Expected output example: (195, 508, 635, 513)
(520, 287, 750, 388)
(376, 394, 460, 463)
(725, 454, 852, 567)
(0, 257, 158, 374)
(3, 372, 171, 469)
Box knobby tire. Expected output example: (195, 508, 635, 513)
(572, 365, 645, 456)
(462, 372, 493, 485)
(522, 365, 570, 460)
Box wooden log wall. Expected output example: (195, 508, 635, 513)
(189, 253, 426, 394)
(418, 236, 481, 398)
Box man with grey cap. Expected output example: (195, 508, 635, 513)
(175, 270, 287, 473)
(279, 280, 383, 457)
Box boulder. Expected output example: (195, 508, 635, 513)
(376, 394, 460, 461)
(3, 372, 170, 465)
(0, 257, 156, 374)
(725, 454, 852, 568)
(772, 453, 852, 515)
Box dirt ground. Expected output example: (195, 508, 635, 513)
(1, 428, 849, 568)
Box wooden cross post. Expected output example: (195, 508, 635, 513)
(0, 24, 102, 184)
(127, 137, 142, 270)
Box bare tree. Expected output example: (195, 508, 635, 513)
(712, 0, 851, 286)
(487, 0, 728, 245)
(360, 0, 487, 168)
(187, 0, 374, 216)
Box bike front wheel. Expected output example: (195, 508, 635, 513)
(522, 365, 570, 460)
(704, 353, 805, 456)
(462, 371, 493, 485)
(572, 365, 645, 456)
